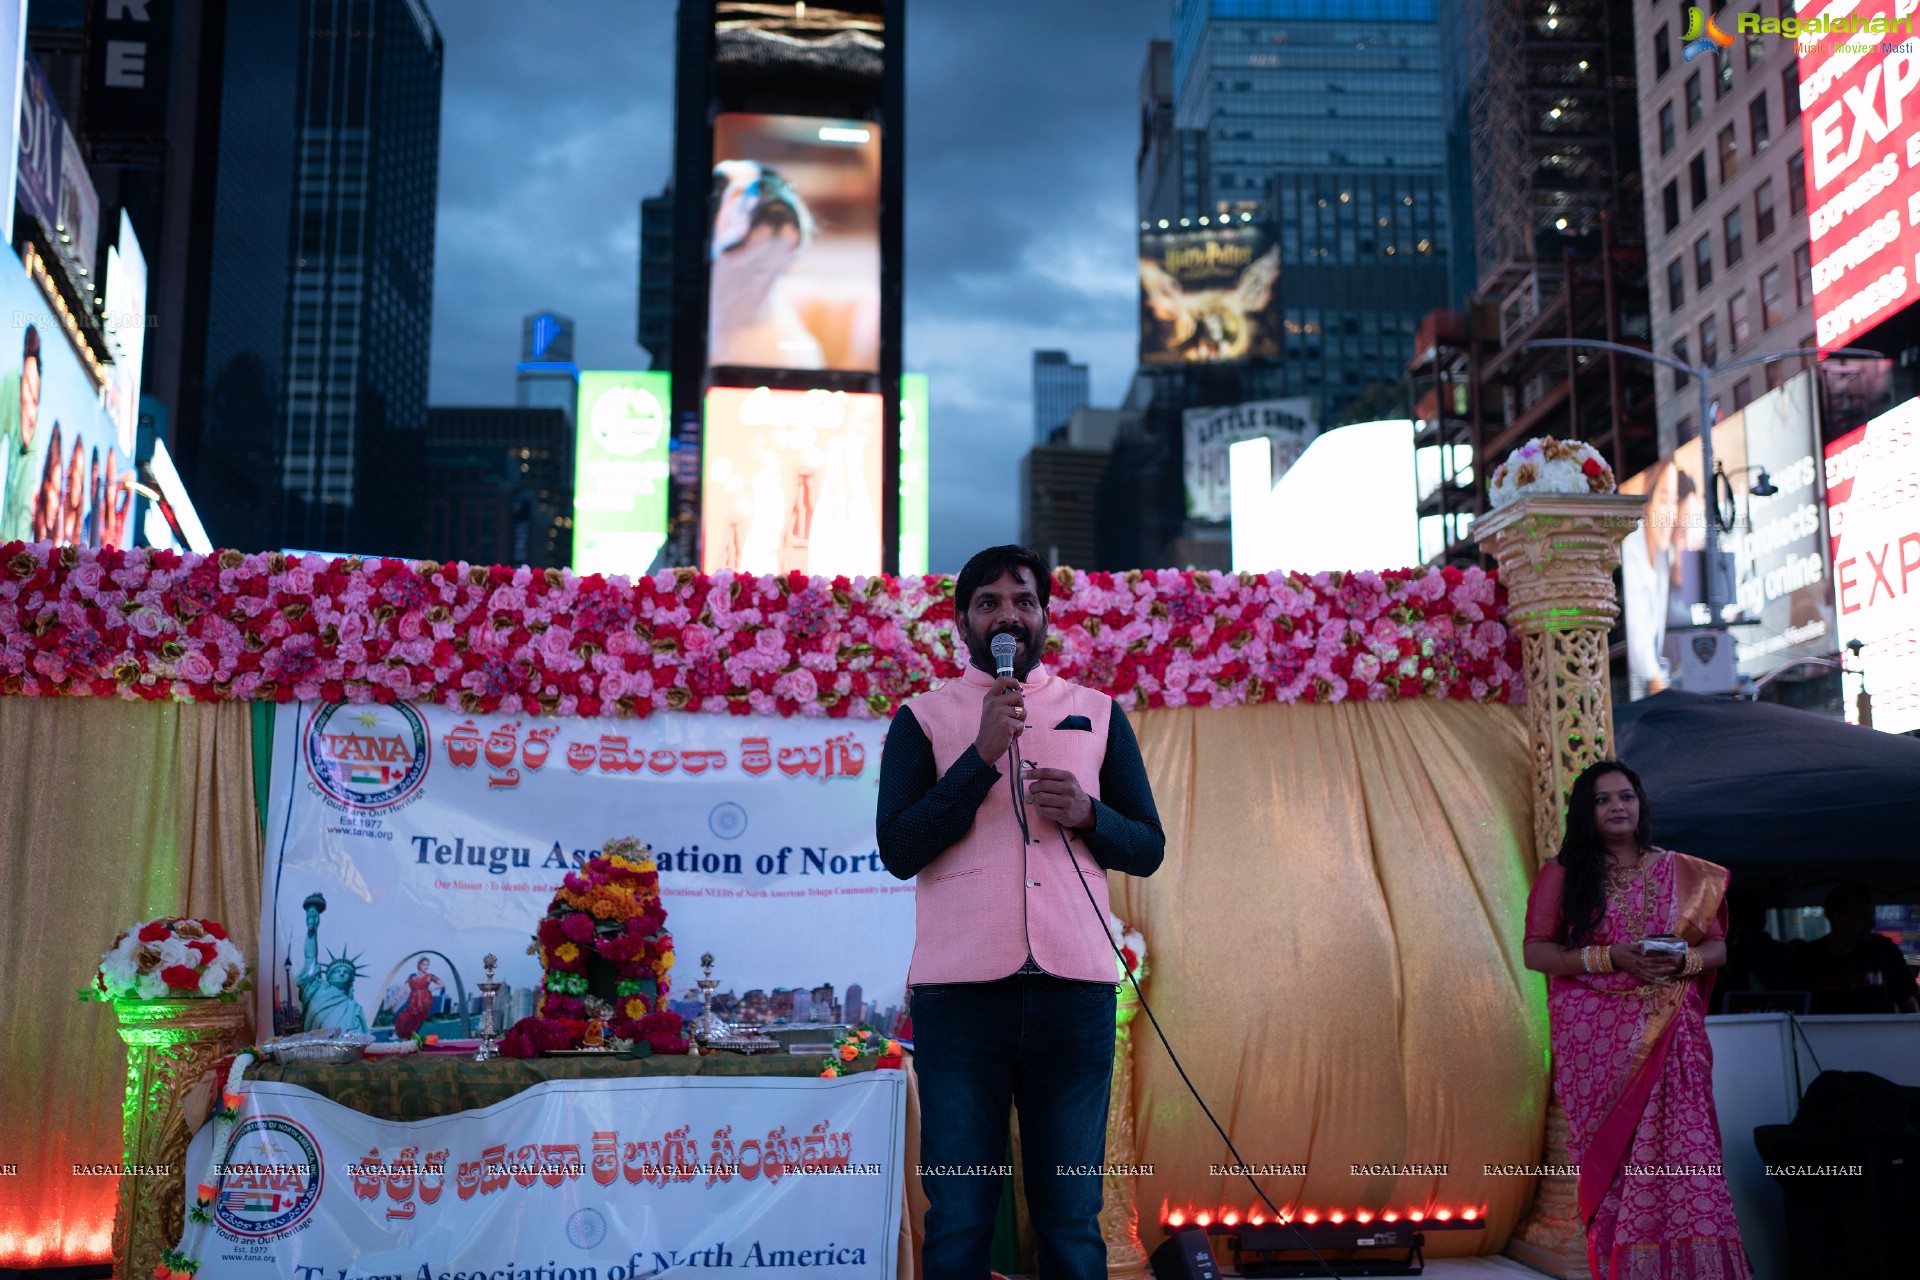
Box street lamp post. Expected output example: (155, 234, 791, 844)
(1518, 339, 1881, 627)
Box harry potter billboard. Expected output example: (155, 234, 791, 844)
(1138, 223, 1281, 366)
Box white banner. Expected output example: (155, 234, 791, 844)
(184, 1074, 906, 1279)
(260, 704, 908, 1043)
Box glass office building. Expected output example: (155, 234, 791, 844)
(1168, 0, 1450, 423)
(280, 0, 444, 553)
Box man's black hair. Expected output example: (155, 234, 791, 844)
(21, 323, 37, 366)
(954, 544, 1051, 616)
(1824, 882, 1874, 917)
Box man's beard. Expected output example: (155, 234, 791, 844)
(962, 617, 1044, 680)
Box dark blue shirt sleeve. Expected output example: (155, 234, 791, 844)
(875, 706, 1002, 880)
(1081, 701, 1165, 877)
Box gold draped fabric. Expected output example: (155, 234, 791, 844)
(0, 698, 261, 1267)
(1115, 699, 1546, 1258)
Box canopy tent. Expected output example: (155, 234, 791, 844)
(1614, 690, 1920, 894)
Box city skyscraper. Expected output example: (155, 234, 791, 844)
(278, 0, 444, 553)
(1136, 39, 1190, 227)
(422, 405, 573, 569)
(1167, 0, 1451, 425)
(186, 0, 443, 554)
(1032, 349, 1090, 445)
(1634, 4, 1814, 452)
(1409, 0, 1656, 568)
(637, 188, 673, 370)
(517, 311, 579, 426)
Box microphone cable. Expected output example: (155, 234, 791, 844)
(1051, 811, 1341, 1278)
(991, 640, 1336, 1275)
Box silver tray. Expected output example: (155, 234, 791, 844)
(263, 1041, 364, 1065)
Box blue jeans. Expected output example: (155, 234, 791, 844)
(912, 973, 1117, 1280)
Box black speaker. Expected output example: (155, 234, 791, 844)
(1149, 1224, 1221, 1279)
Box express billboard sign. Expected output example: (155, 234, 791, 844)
(1798, 6, 1920, 347)
(1824, 396, 1920, 733)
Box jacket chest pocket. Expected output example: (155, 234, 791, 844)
(1017, 726, 1105, 803)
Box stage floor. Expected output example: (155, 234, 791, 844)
(1176, 1260, 1554, 1280)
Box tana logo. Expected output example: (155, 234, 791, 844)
(1682, 7, 1736, 62)
(213, 1115, 325, 1239)
(304, 702, 431, 810)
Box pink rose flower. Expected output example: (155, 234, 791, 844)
(773, 668, 818, 704)
(682, 624, 713, 653)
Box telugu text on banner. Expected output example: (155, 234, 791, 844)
(260, 704, 908, 1042)
(184, 1075, 906, 1279)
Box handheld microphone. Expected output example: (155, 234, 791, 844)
(990, 632, 1018, 679)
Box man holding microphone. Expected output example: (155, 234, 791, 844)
(877, 544, 1165, 1279)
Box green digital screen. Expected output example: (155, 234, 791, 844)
(900, 373, 930, 576)
(573, 371, 671, 576)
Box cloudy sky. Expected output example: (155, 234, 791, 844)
(426, 0, 1171, 573)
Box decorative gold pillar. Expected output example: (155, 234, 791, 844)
(1102, 978, 1150, 1279)
(110, 999, 251, 1280)
(1474, 492, 1644, 1280)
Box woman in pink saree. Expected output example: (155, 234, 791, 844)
(1524, 760, 1750, 1279)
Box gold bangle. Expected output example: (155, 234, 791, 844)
(1596, 945, 1615, 974)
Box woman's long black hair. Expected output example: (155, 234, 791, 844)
(1555, 759, 1654, 946)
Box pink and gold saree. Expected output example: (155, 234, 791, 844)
(1525, 851, 1750, 1280)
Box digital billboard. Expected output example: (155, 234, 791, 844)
(103, 210, 147, 453)
(573, 371, 671, 577)
(702, 386, 883, 577)
(0, 245, 135, 548)
(709, 113, 880, 375)
(1798, 12, 1920, 347)
(1825, 397, 1920, 733)
(1618, 373, 1835, 698)
(1183, 396, 1315, 521)
(1138, 223, 1281, 365)
(713, 2, 882, 96)
(899, 372, 929, 576)
(0, 0, 24, 236)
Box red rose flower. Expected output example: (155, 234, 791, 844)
(138, 922, 172, 943)
(1582, 457, 1605, 477)
(199, 919, 229, 941)
(160, 964, 202, 990)
(189, 940, 220, 965)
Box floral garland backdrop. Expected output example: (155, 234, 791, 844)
(0, 543, 1522, 717)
